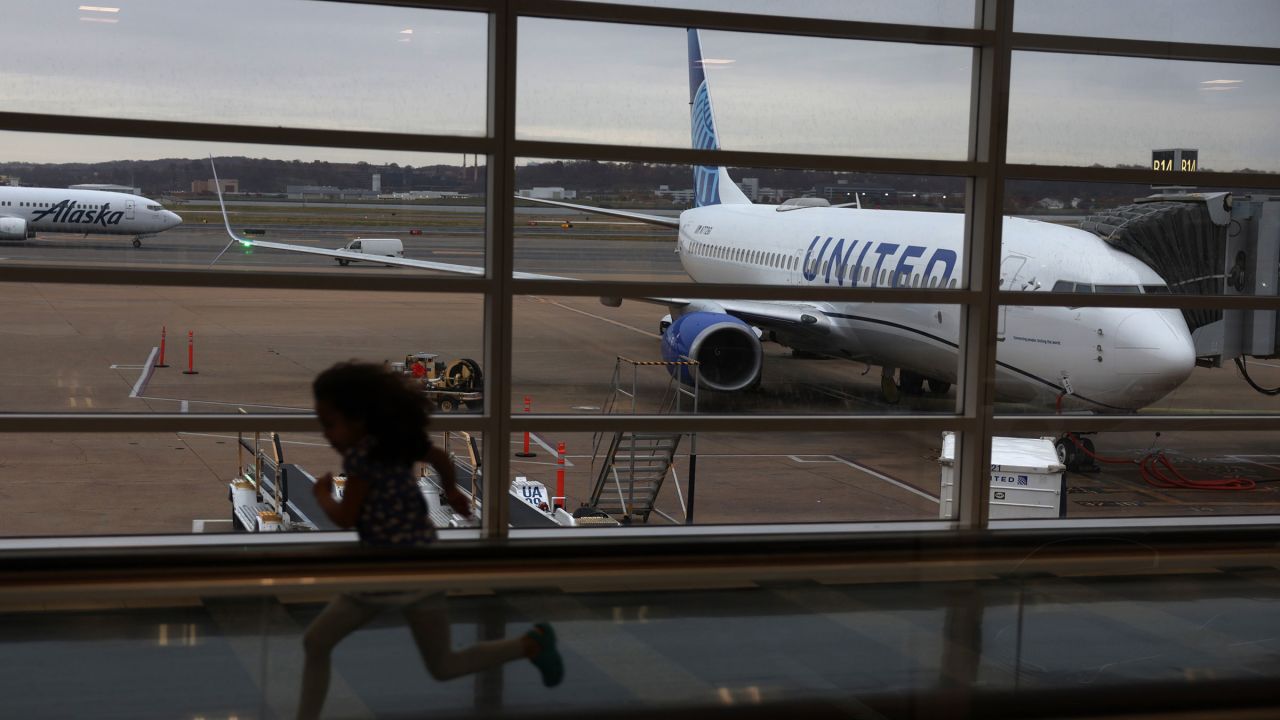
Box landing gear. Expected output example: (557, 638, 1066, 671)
(925, 379, 951, 395)
(1055, 433, 1098, 473)
(880, 366, 901, 404)
(132, 237, 142, 248)
(899, 369, 925, 395)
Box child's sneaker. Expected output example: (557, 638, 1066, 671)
(526, 622, 564, 687)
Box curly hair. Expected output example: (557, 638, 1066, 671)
(313, 361, 431, 466)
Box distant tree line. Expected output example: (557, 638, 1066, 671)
(0, 156, 1268, 212)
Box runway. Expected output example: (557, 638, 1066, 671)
(3, 207, 1280, 537)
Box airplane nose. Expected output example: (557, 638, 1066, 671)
(1111, 309, 1195, 406)
(166, 211, 182, 228)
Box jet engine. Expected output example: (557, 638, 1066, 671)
(660, 310, 763, 392)
(0, 217, 28, 240)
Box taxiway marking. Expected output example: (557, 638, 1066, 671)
(128, 346, 159, 398)
(790, 454, 939, 503)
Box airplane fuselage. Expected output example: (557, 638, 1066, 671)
(675, 204, 1195, 410)
(0, 186, 182, 239)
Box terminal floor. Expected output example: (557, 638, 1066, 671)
(3, 567, 1280, 719)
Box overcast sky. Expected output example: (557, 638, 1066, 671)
(1, 0, 1277, 173)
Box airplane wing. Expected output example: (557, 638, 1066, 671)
(516, 196, 681, 228)
(207, 158, 571, 280)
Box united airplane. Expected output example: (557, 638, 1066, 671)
(212, 29, 1195, 412)
(0, 185, 182, 247)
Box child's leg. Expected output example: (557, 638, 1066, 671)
(298, 594, 382, 720)
(403, 594, 529, 681)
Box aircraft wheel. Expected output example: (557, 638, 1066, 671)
(438, 399, 455, 412)
(880, 374, 901, 404)
(337, 258, 349, 266)
(899, 370, 925, 395)
(1055, 437, 1079, 471)
(925, 378, 951, 395)
(132, 238, 142, 248)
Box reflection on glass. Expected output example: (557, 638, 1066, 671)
(1009, 52, 1280, 172)
(566, 0, 975, 27)
(1, 1, 486, 134)
(510, 430, 955, 527)
(513, 297, 962, 415)
(1015, 0, 1280, 49)
(0, 284, 483, 413)
(518, 22, 972, 159)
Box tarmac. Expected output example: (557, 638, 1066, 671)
(3, 215, 1280, 537)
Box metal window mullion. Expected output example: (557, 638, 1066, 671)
(480, 5, 517, 539)
(1003, 292, 1280, 311)
(956, 0, 1013, 532)
(516, 140, 978, 177)
(0, 111, 495, 156)
(513, 279, 980, 303)
(0, 265, 494, 294)
(1004, 162, 1280, 190)
(992, 415, 1280, 434)
(509, 415, 972, 434)
(1010, 31, 1280, 66)
(513, 0, 987, 46)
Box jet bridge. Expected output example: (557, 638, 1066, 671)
(1080, 193, 1280, 377)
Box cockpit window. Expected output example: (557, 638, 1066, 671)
(147, 204, 163, 211)
(1052, 280, 1094, 293)
(1142, 284, 1170, 294)
(1095, 284, 1140, 293)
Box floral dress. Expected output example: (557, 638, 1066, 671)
(344, 437, 436, 548)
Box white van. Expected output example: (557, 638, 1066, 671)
(335, 237, 404, 266)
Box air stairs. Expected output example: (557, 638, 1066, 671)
(587, 356, 698, 523)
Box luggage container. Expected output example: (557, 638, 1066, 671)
(938, 431, 1066, 520)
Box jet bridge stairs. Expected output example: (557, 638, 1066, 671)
(587, 357, 698, 524)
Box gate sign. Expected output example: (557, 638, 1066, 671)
(513, 477, 550, 511)
(1152, 148, 1198, 173)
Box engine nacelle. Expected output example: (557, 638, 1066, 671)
(0, 217, 27, 240)
(661, 311, 763, 392)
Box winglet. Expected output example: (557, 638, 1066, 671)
(208, 156, 248, 266)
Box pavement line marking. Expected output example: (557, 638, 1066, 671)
(128, 346, 159, 398)
(541, 298, 654, 337)
(181, 400, 189, 413)
(137, 395, 310, 411)
(110, 364, 146, 369)
(819, 450, 942, 502)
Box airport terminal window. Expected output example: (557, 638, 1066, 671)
(3, 0, 1279, 543)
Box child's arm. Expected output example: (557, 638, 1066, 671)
(313, 472, 370, 528)
(427, 445, 472, 516)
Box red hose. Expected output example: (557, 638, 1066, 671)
(1064, 433, 1256, 491)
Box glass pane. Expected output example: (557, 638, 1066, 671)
(0, 283, 483, 413)
(518, 22, 974, 159)
(0, 131, 484, 273)
(987, 430, 1280, 520)
(0, 430, 483, 538)
(1009, 52, 1280, 173)
(3, 1, 487, 135)
(1016, 0, 1280, 48)
(567, 0, 975, 27)
(515, 160, 967, 286)
(508, 430, 957, 527)
(514, 297, 962, 415)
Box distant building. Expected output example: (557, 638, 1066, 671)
(372, 173, 381, 193)
(71, 182, 142, 195)
(655, 185, 696, 204)
(519, 187, 577, 200)
(190, 179, 238, 194)
(738, 178, 759, 201)
(0, 175, 20, 187)
(285, 185, 378, 200)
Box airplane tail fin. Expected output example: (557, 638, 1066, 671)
(688, 29, 750, 208)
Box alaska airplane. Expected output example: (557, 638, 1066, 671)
(0, 185, 183, 247)
(212, 29, 1196, 412)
